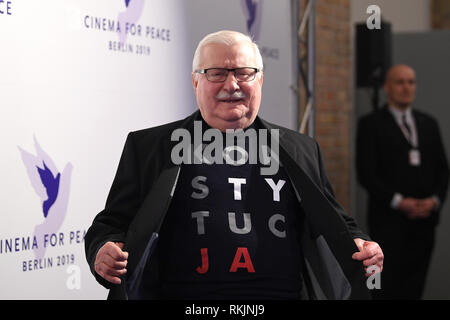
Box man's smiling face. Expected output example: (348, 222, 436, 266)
(192, 41, 263, 132)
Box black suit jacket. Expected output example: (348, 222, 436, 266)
(85, 110, 371, 300)
(356, 105, 449, 227)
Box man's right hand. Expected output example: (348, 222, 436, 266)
(398, 197, 432, 220)
(94, 241, 128, 285)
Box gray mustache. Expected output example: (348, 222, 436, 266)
(215, 91, 246, 100)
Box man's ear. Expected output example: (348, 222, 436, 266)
(192, 73, 198, 92)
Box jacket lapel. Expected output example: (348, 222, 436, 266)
(124, 165, 181, 298)
(412, 109, 424, 148)
(122, 111, 201, 297)
(381, 105, 412, 147)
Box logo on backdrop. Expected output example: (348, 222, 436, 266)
(82, 0, 171, 56)
(18, 136, 73, 260)
(240, 0, 278, 61)
(117, 0, 145, 46)
(241, 0, 263, 42)
(0, 136, 85, 275)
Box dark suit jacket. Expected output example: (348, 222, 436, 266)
(85, 110, 371, 300)
(356, 105, 449, 228)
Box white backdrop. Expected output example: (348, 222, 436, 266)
(0, 0, 297, 299)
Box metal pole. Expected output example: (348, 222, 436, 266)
(307, 0, 315, 138)
(291, 0, 300, 132)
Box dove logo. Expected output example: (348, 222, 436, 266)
(18, 136, 73, 260)
(36, 161, 60, 219)
(241, 0, 263, 41)
(117, 0, 145, 45)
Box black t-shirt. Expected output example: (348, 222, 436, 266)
(157, 123, 304, 299)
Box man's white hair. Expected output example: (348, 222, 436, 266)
(192, 30, 264, 73)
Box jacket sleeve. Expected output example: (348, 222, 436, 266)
(315, 140, 371, 241)
(84, 132, 142, 289)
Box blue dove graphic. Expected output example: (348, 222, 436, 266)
(244, 0, 258, 33)
(36, 161, 61, 218)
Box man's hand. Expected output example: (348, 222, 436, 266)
(352, 238, 384, 277)
(414, 197, 437, 218)
(399, 197, 436, 220)
(398, 197, 420, 215)
(94, 241, 128, 285)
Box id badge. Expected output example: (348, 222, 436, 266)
(409, 149, 421, 166)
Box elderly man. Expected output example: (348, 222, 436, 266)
(86, 30, 383, 300)
(356, 64, 449, 299)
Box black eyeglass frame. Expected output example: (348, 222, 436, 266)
(195, 67, 262, 82)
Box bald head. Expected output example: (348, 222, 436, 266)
(384, 64, 417, 111)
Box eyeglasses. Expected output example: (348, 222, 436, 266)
(195, 67, 261, 83)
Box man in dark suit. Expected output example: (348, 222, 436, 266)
(356, 64, 449, 299)
(85, 30, 383, 300)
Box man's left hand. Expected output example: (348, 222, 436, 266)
(352, 238, 384, 277)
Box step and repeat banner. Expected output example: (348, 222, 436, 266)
(0, 0, 297, 299)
